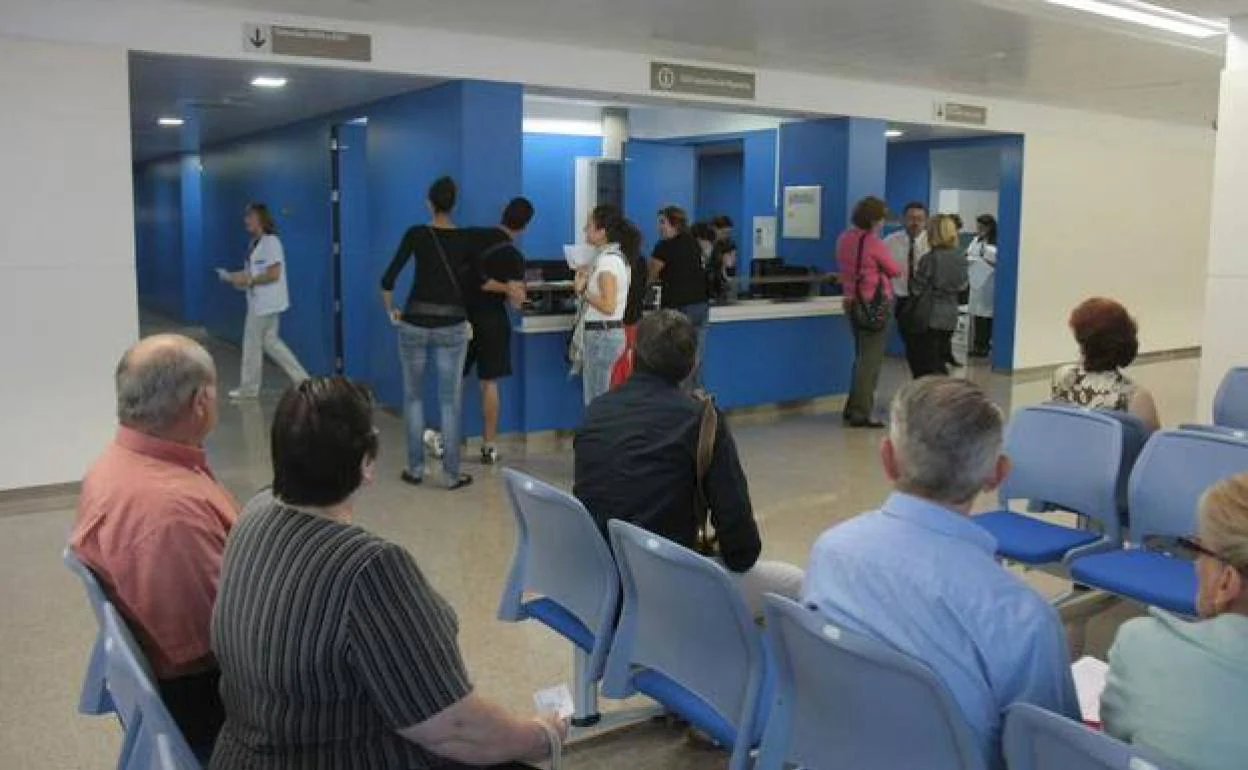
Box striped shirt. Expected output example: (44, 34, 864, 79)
(209, 493, 472, 769)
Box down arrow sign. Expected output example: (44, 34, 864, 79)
(249, 28, 268, 49)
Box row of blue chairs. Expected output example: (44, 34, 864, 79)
(496, 469, 1175, 770)
(1212, 365, 1248, 430)
(973, 404, 1248, 617)
(63, 549, 201, 770)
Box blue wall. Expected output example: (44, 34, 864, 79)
(522, 133, 602, 259)
(885, 142, 932, 217)
(337, 122, 371, 381)
(133, 158, 184, 319)
(179, 155, 205, 324)
(778, 117, 887, 273)
(697, 151, 744, 225)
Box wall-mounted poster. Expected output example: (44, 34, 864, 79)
(782, 185, 821, 240)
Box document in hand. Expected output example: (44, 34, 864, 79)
(1071, 655, 1109, 724)
(564, 244, 596, 270)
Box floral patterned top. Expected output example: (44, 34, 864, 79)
(1050, 363, 1137, 412)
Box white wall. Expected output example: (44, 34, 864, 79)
(0, 37, 138, 490)
(1014, 130, 1214, 369)
(930, 146, 1003, 197)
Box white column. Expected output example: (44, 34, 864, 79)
(601, 107, 629, 160)
(1197, 16, 1248, 419)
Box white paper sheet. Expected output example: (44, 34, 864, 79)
(533, 683, 575, 720)
(968, 258, 993, 290)
(563, 244, 596, 270)
(1072, 656, 1109, 723)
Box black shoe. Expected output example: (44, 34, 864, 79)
(847, 418, 886, 429)
(400, 470, 423, 486)
(447, 473, 474, 491)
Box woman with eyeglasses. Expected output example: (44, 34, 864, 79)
(1101, 472, 1248, 770)
(209, 377, 566, 770)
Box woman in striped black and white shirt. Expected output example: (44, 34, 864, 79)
(209, 377, 567, 770)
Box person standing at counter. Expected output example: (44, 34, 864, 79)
(222, 203, 310, 400)
(967, 214, 998, 359)
(837, 196, 901, 429)
(575, 205, 632, 405)
(380, 177, 476, 491)
(609, 220, 648, 390)
(650, 206, 710, 386)
(708, 215, 738, 303)
(463, 198, 533, 466)
(904, 214, 969, 378)
(883, 202, 931, 378)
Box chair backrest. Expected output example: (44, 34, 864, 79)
(1128, 428, 1248, 541)
(63, 547, 111, 626)
(102, 605, 200, 770)
(1213, 366, 1248, 430)
(496, 470, 620, 656)
(759, 595, 985, 770)
(1000, 405, 1125, 541)
(1004, 703, 1176, 770)
(603, 520, 764, 746)
(1094, 409, 1152, 517)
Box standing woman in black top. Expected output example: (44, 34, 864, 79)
(650, 206, 711, 387)
(380, 177, 476, 491)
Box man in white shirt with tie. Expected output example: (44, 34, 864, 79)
(884, 201, 930, 378)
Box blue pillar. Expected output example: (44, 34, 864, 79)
(993, 136, 1025, 371)
(457, 81, 523, 228)
(778, 117, 887, 272)
(179, 154, 204, 324)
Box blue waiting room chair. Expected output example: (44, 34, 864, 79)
(974, 405, 1125, 568)
(1213, 366, 1248, 430)
(63, 547, 115, 716)
(496, 469, 621, 727)
(102, 604, 201, 770)
(603, 520, 768, 770)
(757, 595, 985, 770)
(1070, 428, 1248, 616)
(1003, 703, 1177, 770)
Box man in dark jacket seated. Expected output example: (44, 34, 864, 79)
(573, 309, 803, 614)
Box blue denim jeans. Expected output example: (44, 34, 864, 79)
(676, 302, 710, 389)
(396, 322, 469, 485)
(582, 328, 626, 406)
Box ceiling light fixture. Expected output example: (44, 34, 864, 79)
(885, 129, 905, 138)
(522, 118, 604, 137)
(251, 75, 288, 89)
(157, 117, 185, 127)
(1043, 0, 1227, 38)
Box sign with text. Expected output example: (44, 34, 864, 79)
(243, 24, 372, 62)
(934, 101, 989, 126)
(650, 62, 756, 100)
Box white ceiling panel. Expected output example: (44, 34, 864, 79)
(129, 52, 440, 161)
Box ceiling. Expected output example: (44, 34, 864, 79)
(129, 52, 439, 161)
(177, 0, 1234, 125)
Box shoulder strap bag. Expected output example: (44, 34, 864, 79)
(848, 233, 890, 332)
(692, 390, 720, 557)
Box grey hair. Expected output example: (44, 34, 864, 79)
(115, 337, 216, 433)
(888, 377, 1004, 505)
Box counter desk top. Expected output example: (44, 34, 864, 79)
(518, 296, 846, 334)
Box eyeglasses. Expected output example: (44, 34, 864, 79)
(1175, 536, 1228, 564)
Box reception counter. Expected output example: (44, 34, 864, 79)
(462, 297, 854, 436)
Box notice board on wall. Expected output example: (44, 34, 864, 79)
(783, 185, 822, 240)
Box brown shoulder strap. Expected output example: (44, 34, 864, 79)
(692, 390, 719, 554)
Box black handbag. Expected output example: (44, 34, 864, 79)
(848, 233, 890, 332)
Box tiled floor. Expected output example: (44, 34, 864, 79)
(0, 318, 1201, 769)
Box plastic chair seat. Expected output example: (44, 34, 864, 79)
(1070, 550, 1198, 617)
(632, 669, 739, 749)
(520, 597, 595, 653)
(974, 511, 1101, 564)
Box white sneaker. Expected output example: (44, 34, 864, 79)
(423, 429, 446, 459)
(481, 444, 500, 465)
(228, 389, 259, 401)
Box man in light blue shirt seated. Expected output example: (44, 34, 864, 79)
(803, 377, 1080, 770)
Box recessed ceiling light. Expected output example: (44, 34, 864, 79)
(1043, 0, 1226, 39)
(251, 76, 288, 89)
(158, 117, 185, 127)
(885, 129, 905, 139)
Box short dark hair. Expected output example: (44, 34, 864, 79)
(246, 202, 277, 234)
(659, 205, 689, 233)
(501, 197, 534, 231)
(851, 196, 889, 230)
(976, 214, 998, 246)
(272, 377, 380, 507)
(903, 201, 928, 216)
(711, 215, 734, 229)
(691, 222, 716, 242)
(1069, 298, 1139, 372)
(428, 176, 457, 214)
(634, 309, 697, 384)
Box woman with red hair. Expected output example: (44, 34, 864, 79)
(1050, 297, 1160, 431)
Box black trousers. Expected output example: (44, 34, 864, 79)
(972, 315, 993, 355)
(896, 299, 926, 379)
(910, 329, 951, 379)
(159, 669, 225, 758)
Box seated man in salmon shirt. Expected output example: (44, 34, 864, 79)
(71, 334, 239, 754)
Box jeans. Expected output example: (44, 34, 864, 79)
(397, 322, 470, 485)
(238, 310, 309, 395)
(720, 559, 806, 618)
(582, 328, 626, 406)
(676, 302, 710, 389)
(845, 321, 889, 422)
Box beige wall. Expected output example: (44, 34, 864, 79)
(0, 37, 138, 490)
(1014, 129, 1214, 370)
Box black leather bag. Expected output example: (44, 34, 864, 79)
(848, 233, 890, 332)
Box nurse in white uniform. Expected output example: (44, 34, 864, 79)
(967, 214, 998, 359)
(222, 202, 310, 399)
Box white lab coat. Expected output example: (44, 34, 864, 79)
(967, 237, 996, 318)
